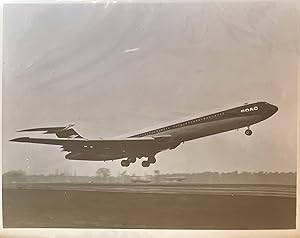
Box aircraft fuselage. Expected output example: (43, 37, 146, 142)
(129, 101, 277, 148)
(71, 101, 278, 162)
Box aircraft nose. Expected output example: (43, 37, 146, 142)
(268, 103, 278, 115)
(271, 104, 278, 113)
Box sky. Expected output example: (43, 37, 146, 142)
(2, 2, 298, 176)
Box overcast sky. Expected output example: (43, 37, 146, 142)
(2, 2, 298, 176)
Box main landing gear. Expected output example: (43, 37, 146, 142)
(121, 155, 157, 167)
(121, 156, 137, 167)
(142, 156, 156, 167)
(245, 127, 253, 136)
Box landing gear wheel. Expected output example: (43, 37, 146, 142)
(149, 156, 156, 164)
(128, 157, 136, 163)
(121, 160, 130, 167)
(245, 129, 253, 136)
(142, 161, 150, 167)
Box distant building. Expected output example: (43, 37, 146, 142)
(165, 176, 186, 183)
(131, 176, 152, 183)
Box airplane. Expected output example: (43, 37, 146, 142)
(10, 101, 278, 168)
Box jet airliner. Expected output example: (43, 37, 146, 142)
(10, 101, 278, 167)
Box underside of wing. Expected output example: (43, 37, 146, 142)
(10, 136, 169, 150)
(10, 136, 173, 160)
(10, 136, 156, 145)
(10, 137, 71, 145)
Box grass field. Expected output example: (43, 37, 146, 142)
(2, 188, 296, 229)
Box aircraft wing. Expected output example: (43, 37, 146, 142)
(10, 136, 156, 145)
(9, 136, 171, 152)
(10, 125, 174, 160)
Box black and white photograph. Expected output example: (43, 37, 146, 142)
(1, 1, 298, 230)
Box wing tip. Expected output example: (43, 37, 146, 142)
(16, 128, 46, 133)
(9, 137, 30, 142)
(16, 129, 27, 132)
(16, 124, 74, 133)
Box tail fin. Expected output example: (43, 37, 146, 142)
(17, 124, 83, 138)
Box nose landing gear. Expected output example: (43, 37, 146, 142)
(245, 127, 253, 136)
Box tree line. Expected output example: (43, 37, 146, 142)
(2, 169, 296, 185)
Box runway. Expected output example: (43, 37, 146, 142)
(4, 183, 296, 198)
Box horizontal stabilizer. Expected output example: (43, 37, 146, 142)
(18, 126, 67, 133)
(16, 124, 82, 138)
